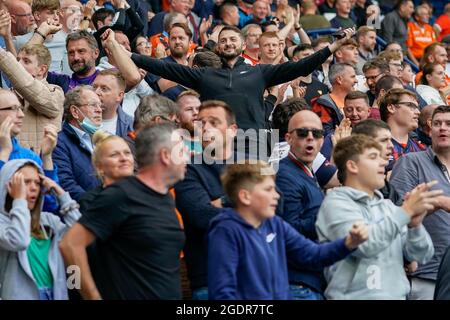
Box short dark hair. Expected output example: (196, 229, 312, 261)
(169, 22, 193, 40)
(311, 36, 332, 49)
(92, 8, 115, 30)
(374, 74, 403, 98)
(379, 88, 417, 122)
(334, 134, 382, 184)
(271, 98, 310, 139)
(352, 119, 391, 138)
(66, 30, 98, 51)
(199, 100, 236, 126)
(362, 58, 390, 74)
(345, 91, 369, 105)
(431, 105, 450, 121)
(219, 25, 244, 41)
(293, 43, 313, 57)
(192, 51, 222, 68)
(421, 63, 440, 85)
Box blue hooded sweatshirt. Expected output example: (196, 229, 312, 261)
(208, 208, 353, 300)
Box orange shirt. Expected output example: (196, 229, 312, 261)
(149, 33, 197, 58)
(407, 21, 437, 59)
(436, 14, 450, 41)
(170, 188, 184, 259)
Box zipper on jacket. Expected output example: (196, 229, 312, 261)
(228, 70, 232, 89)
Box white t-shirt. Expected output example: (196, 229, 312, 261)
(102, 116, 118, 135)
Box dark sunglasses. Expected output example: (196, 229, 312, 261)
(290, 128, 324, 139)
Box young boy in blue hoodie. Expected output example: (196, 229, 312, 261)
(207, 161, 369, 300)
(316, 135, 442, 299)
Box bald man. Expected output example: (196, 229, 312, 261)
(8, 0, 35, 36)
(417, 104, 440, 146)
(275, 110, 328, 300)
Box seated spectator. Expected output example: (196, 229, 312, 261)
(218, 2, 240, 27)
(189, 50, 222, 68)
(299, 0, 331, 31)
(372, 74, 404, 110)
(0, 88, 59, 212)
(380, 0, 414, 51)
(46, 30, 100, 93)
(99, 29, 153, 117)
(0, 44, 64, 154)
(78, 130, 134, 213)
(416, 42, 450, 86)
(390, 105, 450, 300)
(316, 134, 438, 299)
(379, 88, 426, 170)
(416, 104, 439, 146)
(0, 159, 81, 300)
(176, 90, 201, 155)
(208, 160, 368, 300)
(52, 86, 102, 201)
(319, 0, 336, 15)
(355, 26, 377, 76)
(352, 119, 400, 203)
(312, 37, 333, 88)
(330, 0, 356, 30)
(15, 0, 68, 74)
(416, 63, 448, 105)
(60, 123, 187, 300)
(399, 61, 416, 87)
(385, 41, 405, 61)
(244, 0, 271, 27)
(407, 5, 437, 66)
(92, 69, 134, 138)
(312, 62, 357, 136)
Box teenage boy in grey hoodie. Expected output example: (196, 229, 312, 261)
(316, 134, 441, 299)
(0, 159, 80, 300)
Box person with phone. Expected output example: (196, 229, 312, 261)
(0, 159, 81, 300)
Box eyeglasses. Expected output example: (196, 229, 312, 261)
(289, 128, 324, 139)
(77, 103, 102, 109)
(0, 105, 25, 113)
(365, 73, 382, 81)
(389, 63, 404, 70)
(395, 101, 419, 110)
(14, 12, 33, 17)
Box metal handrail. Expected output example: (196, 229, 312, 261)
(305, 28, 419, 72)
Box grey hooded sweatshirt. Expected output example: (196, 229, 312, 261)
(316, 187, 434, 300)
(0, 159, 81, 300)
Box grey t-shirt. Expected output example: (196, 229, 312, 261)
(390, 147, 450, 280)
(13, 30, 71, 75)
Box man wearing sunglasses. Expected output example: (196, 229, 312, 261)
(275, 110, 329, 300)
(379, 88, 426, 172)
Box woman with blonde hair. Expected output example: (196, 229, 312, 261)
(78, 130, 134, 213)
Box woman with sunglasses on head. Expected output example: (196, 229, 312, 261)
(416, 63, 448, 105)
(0, 159, 81, 300)
(78, 130, 135, 214)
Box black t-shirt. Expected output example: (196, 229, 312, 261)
(79, 176, 185, 300)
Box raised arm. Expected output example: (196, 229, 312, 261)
(0, 49, 64, 118)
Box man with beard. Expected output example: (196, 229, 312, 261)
(355, 26, 377, 76)
(7, 0, 35, 36)
(151, 22, 192, 100)
(241, 23, 262, 65)
(46, 30, 100, 93)
(177, 90, 201, 154)
(124, 25, 356, 158)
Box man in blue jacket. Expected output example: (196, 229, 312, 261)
(53, 85, 102, 201)
(275, 109, 329, 299)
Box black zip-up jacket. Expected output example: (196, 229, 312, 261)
(131, 47, 332, 131)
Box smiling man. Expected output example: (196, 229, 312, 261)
(379, 88, 426, 171)
(391, 105, 450, 300)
